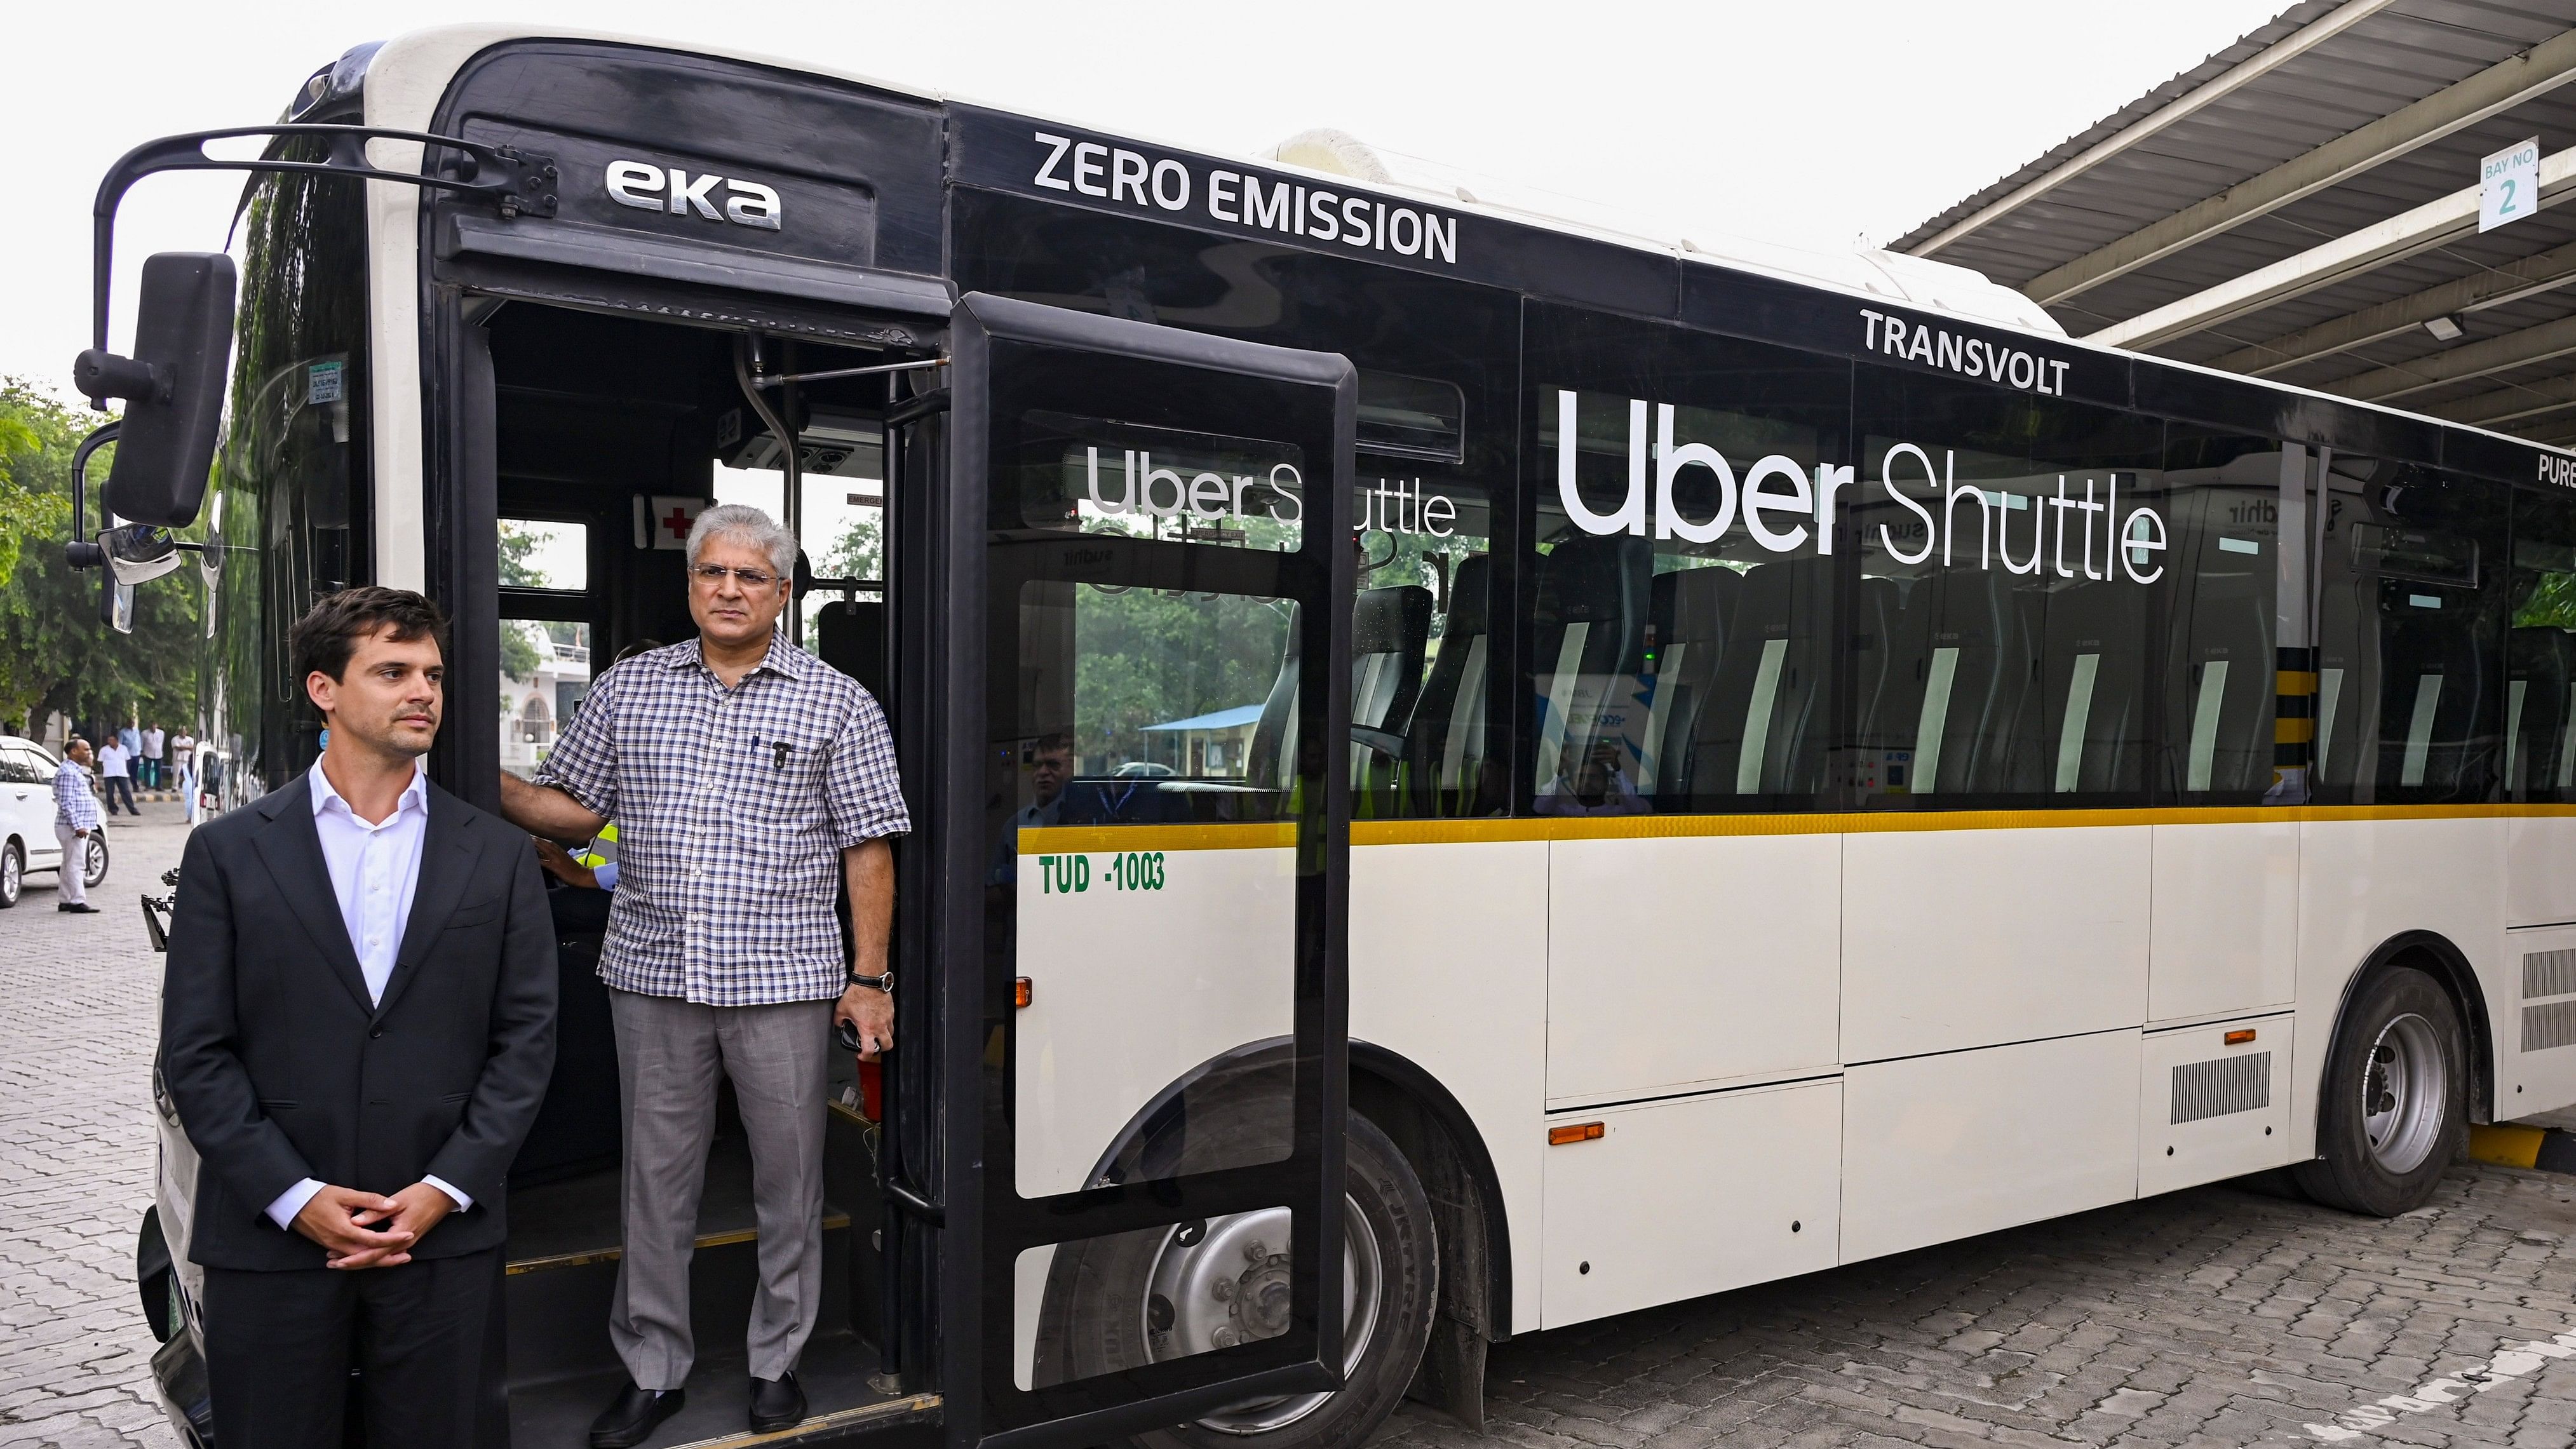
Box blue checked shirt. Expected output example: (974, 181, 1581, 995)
(54, 757, 101, 831)
(536, 635, 910, 1006)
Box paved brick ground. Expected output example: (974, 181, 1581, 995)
(6, 805, 2575, 1448)
(1, 805, 190, 1448)
(1381, 1155, 2576, 1449)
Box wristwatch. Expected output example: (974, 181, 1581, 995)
(847, 970, 894, 994)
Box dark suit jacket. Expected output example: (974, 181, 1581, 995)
(161, 772, 557, 1272)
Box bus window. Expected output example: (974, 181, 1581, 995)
(210, 154, 370, 795)
(1527, 308, 1849, 815)
(2313, 459, 2507, 803)
(497, 519, 592, 779)
(2157, 429, 2284, 802)
(2508, 489, 2576, 802)
(948, 195, 1514, 820)
(1852, 372, 2159, 807)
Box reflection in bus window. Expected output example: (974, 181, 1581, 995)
(2159, 429, 2283, 801)
(1010, 581, 1293, 827)
(210, 148, 369, 797)
(2313, 461, 2506, 804)
(2509, 489, 2576, 802)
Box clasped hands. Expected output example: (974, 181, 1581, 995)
(291, 1182, 455, 1270)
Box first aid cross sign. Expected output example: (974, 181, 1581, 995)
(2481, 137, 2542, 234)
(638, 495, 710, 551)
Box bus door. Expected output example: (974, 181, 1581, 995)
(929, 292, 1356, 1449)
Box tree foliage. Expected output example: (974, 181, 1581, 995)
(0, 382, 203, 737)
(495, 523, 544, 682)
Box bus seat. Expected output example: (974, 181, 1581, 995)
(1530, 534, 1651, 790)
(2028, 577, 2147, 795)
(1638, 565, 1736, 800)
(2508, 627, 2576, 797)
(813, 597, 887, 703)
(1246, 606, 1303, 795)
(1690, 557, 1831, 797)
(1863, 563, 2026, 797)
(1352, 585, 1434, 790)
(2315, 548, 2384, 792)
(2377, 591, 2488, 795)
(1406, 555, 1497, 815)
(1853, 574, 1930, 791)
(2166, 492, 2275, 796)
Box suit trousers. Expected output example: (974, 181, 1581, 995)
(202, 1246, 506, 1449)
(606, 989, 831, 1387)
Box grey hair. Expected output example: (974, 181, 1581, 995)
(685, 504, 797, 581)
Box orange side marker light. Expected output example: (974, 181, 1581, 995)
(1548, 1122, 1606, 1146)
(2224, 1028, 2256, 1045)
(1014, 976, 1034, 1009)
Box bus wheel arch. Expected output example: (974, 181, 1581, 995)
(1347, 1042, 1507, 1432)
(2300, 931, 2486, 1216)
(1046, 1040, 1508, 1438)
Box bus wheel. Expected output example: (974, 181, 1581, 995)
(1041, 1110, 1437, 1449)
(2296, 966, 2466, 1216)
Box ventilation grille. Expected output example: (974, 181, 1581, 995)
(2526, 948, 2576, 1000)
(2171, 1052, 2272, 1124)
(2526, 1001, 2576, 1053)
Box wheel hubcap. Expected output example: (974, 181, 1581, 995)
(2361, 1011, 2448, 1173)
(1140, 1198, 1384, 1434)
(3, 851, 17, 900)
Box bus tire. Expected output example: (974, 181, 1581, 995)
(1039, 1108, 1437, 1449)
(2295, 965, 2467, 1216)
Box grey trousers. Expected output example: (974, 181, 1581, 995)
(607, 989, 832, 1387)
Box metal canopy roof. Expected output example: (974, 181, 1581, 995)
(1895, 0, 2576, 447)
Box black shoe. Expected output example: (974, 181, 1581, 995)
(57, 903, 98, 913)
(588, 1382, 684, 1448)
(750, 1371, 806, 1432)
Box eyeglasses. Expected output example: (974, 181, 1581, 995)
(689, 563, 782, 590)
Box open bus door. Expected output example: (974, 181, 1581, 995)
(918, 292, 1356, 1449)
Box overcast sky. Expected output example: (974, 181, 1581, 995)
(5, 0, 2293, 395)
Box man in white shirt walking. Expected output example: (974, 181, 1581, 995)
(142, 724, 166, 790)
(95, 737, 137, 815)
(161, 588, 556, 1448)
(51, 738, 101, 914)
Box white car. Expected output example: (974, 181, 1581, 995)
(0, 736, 111, 908)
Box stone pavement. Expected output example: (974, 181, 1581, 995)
(1, 804, 189, 1448)
(4, 804, 2574, 1448)
(1381, 1163, 2576, 1449)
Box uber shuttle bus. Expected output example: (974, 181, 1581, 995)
(76, 24, 2576, 1449)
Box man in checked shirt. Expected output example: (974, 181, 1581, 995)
(497, 504, 907, 1445)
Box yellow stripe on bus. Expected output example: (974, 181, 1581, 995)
(1020, 822, 1297, 854)
(1019, 802, 2576, 853)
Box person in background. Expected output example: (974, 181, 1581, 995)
(118, 720, 142, 777)
(173, 729, 199, 822)
(142, 722, 166, 790)
(96, 736, 137, 816)
(51, 738, 100, 915)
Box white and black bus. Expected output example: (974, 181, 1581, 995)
(74, 23, 2576, 1449)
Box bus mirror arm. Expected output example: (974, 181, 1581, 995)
(87, 124, 560, 356)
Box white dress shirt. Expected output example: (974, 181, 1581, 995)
(264, 759, 472, 1231)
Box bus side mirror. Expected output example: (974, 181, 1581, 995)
(74, 251, 235, 529)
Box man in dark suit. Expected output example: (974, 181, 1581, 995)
(163, 587, 557, 1449)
